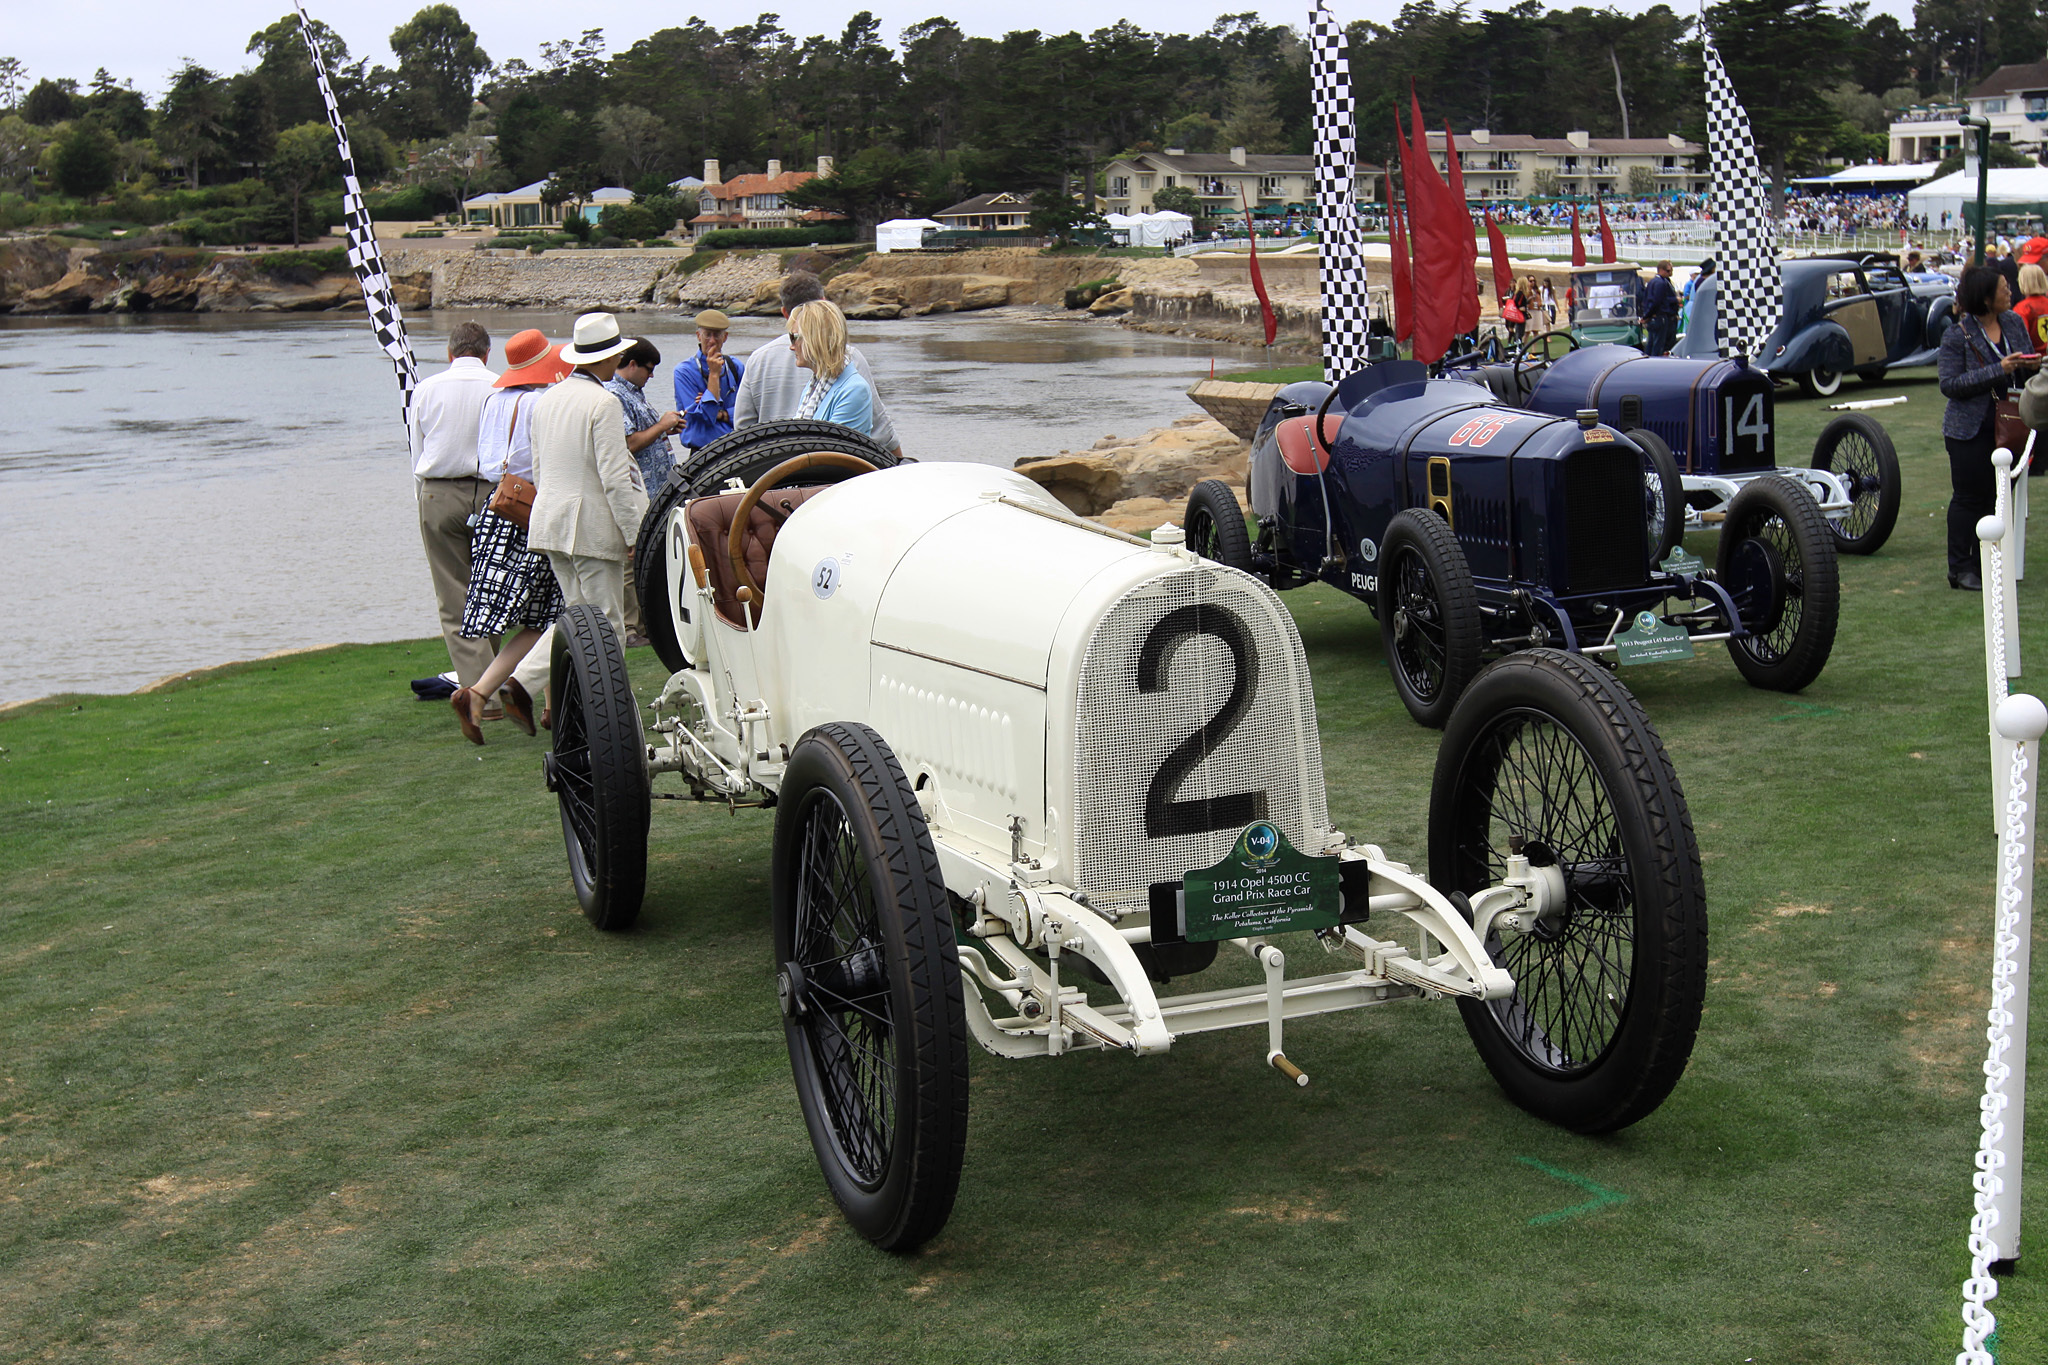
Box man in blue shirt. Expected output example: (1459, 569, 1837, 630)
(672, 308, 745, 452)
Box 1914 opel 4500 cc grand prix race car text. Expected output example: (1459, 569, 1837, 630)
(540, 422, 1707, 1252)
(1182, 360, 1842, 728)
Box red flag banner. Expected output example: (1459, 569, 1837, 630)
(1241, 189, 1277, 346)
(1402, 93, 1458, 363)
(1597, 200, 1616, 264)
(1485, 211, 1513, 304)
(1390, 190, 1414, 343)
(1571, 205, 1587, 268)
(1443, 121, 1479, 336)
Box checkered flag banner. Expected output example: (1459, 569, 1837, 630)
(1703, 32, 1780, 360)
(296, 3, 418, 425)
(1310, 1, 1372, 379)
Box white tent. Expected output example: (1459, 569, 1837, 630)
(1126, 209, 1195, 248)
(874, 218, 943, 253)
(1907, 167, 2048, 224)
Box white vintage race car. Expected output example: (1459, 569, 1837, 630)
(542, 423, 1708, 1252)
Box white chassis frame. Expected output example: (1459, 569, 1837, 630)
(645, 492, 1558, 1085)
(1679, 465, 1854, 532)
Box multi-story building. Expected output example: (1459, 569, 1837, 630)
(1421, 129, 1705, 199)
(1099, 148, 1380, 218)
(687, 157, 842, 240)
(1888, 63, 2048, 163)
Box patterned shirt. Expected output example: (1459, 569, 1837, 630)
(604, 374, 676, 498)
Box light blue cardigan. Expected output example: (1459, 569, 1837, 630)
(804, 366, 873, 435)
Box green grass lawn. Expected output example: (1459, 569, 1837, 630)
(4, 368, 2044, 1362)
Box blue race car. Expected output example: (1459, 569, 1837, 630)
(1443, 334, 1903, 555)
(1184, 360, 1840, 727)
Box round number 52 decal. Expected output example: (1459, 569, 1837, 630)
(812, 558, 841, 599)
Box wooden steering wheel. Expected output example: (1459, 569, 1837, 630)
(726, 450, 880, 608)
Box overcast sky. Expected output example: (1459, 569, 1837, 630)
(12, 0, 1918, 103)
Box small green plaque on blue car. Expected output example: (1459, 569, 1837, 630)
(1659, 546, 1707, 576)
(1178, 821, 1342, 943)
(1614, 609, 1696, 665)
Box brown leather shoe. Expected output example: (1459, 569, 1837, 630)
(450, 688, 485, 745)
(501, 678, 537, 736)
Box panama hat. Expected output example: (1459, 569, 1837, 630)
(494, 328, 572, 387)
(693, 308, 732, 331)
(560, 311, 634, 366)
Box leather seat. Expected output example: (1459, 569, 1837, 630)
(1475, 363, 1527, 406)
(684, 485, 831, 627)
(1275, 412, 1345, 474)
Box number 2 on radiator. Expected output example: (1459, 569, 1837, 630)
(1137, 604, 1270, 839)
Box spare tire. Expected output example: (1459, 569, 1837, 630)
(634, 421, 899, 673)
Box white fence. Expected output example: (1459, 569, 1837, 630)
(1960, 438, 2046, 1364)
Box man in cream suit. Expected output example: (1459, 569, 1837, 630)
(528, 313, 648, 638)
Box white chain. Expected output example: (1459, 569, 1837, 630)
(1988, 537, 2009, 687)
(1960, 736, 2032, 1364)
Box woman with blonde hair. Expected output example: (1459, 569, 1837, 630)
(2015, 261, 2048, 352)
(786, 299, 874, 435)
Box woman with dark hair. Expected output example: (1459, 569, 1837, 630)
(1939, 263, 2042, 590)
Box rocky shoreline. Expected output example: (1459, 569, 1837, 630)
(0, 239, 1325, 351)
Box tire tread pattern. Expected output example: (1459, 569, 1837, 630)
(554, 603, 649, 930)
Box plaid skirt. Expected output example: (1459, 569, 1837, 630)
(460, 509, 564, 637)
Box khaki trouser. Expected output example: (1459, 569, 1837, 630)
(623, 557, 644, 638)
(546, 551, 627, 641)
(416, 476, 498, 687)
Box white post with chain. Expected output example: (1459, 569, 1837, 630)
(1961, 472, 2045, 1360)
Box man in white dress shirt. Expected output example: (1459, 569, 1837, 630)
(732, 272, 900, 455)
(407, 320, 499, 698)
(528, 313, 648, 638)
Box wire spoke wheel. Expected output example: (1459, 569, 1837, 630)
(773, 722, 967, 1251)
(1810, 412, 1900, 555)
(1430, 651, 1706, 1133)
(1377, 508, 1482, 728)
(1717, 476, 1839, 693)
(1183, 478, 1251, 570)
(545, 604, 648, 930)
(790, 789, 898, 1184)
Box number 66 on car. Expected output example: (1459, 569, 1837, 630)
(543, 427, 1709, 1252)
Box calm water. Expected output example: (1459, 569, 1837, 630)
(0, 309, 1263, 703)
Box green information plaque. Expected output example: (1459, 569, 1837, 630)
(1659, 546, 1707, 576)
(1179, 822, 1342, 943)
(1613, 609, 1696, 665)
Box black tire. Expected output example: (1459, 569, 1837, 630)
(544, 604, 649, 930)
(632, 478, 694, 673)
(1855, 366, 1887, 385)
(1378, 509, 1484, 728)
(1626, 428, 1684, 566)
(1810, 413, 1901, 555)
(772, 722, 969, 1253)
(1717, 475, 1839, 692)
(633, 421, 899, 673)
(1184, 478, 1253, 570)
(1797, 366, 1843, 399)
(1429, 650, 1707, 1134)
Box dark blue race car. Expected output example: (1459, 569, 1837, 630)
(1184, 360, 1841, 727)
(1442, 334, 1904, 556)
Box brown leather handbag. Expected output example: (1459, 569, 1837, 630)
(487, 397, 536, 527)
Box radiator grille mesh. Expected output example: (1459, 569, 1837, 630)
(1072, 565, 1330, 915)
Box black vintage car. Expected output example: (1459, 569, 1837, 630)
(1184, 360, 1840, 727)
(1675, 251, 1955, 397)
